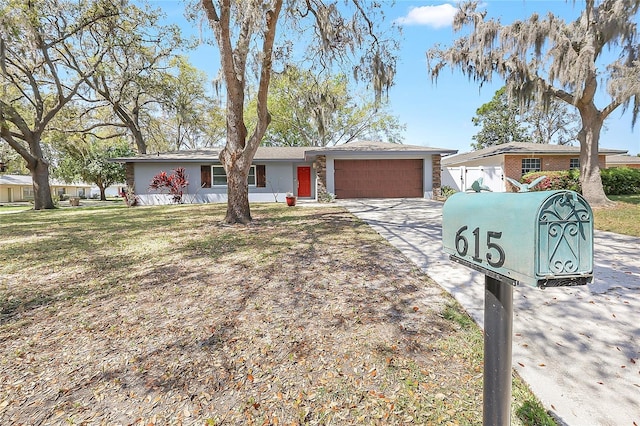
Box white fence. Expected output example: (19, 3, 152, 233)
(442, 166, 505, 192)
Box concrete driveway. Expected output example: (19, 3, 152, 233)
(339, 198, 640, 426)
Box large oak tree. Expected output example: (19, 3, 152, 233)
(428, 0, 640, 206)
(199, 0, 397, 223)
(85, 7, 184, 155)
(0, 0, 122, 209)
(249, 65, 404, 147)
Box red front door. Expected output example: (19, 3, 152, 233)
(297, 166, 311, 197)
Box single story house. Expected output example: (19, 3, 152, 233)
(0, 174, 93, 203)
(113, 140, 458, 204)
(441, 142, 627, 192)
(605, 154, 640, 169)
(90, 184, 126, 199)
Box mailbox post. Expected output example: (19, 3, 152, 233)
(442, 188, 593, 425)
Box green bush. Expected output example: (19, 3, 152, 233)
(317, 191, 336, 203)
(521, 170, 581, 192)
(441, 185, 457, 197)
(600, 167, 640, 195)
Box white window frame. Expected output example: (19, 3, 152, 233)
(521, 158, 541, 175)
(212, 165, 227, 186)
(211, 165, 256, 187)
(569, 158, 580, 169)
(247, 165, 256, 186)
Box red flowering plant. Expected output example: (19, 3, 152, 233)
(149, 168, 189, 203)
(521, 170, 581, 192)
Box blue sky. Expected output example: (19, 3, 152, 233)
(150, 0, 639, 156)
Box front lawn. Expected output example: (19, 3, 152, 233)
(0, 204, 552, 425)
(0, 204, 32, 214)
(593, 195, 640, 237)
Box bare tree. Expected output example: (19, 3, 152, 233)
(523, 100, 580, 145)
(199, 0, 397, 223)
(0, 0, 121, 209)
(428, 0, 640, 206)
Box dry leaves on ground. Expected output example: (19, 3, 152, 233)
(0, 204, 484, 425)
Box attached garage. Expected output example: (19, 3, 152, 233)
(334, 159, 424, 198)
(304, 140, 458, 200)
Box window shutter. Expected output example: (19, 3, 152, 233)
(201, 165, 211, 188)
(256, 165, 266, 188)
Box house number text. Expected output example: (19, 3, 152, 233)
(455, 226, 506, 268)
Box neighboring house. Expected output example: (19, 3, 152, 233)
(0, 174, 93, 203)
(442, 142, 627, 192)
(90, 184, 126, 199)
(113, 140, 457, 205)
(605, 154, 640, 169)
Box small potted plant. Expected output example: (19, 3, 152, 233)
(285, 191, 296, 206)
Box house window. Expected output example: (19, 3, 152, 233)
(570, 158, 580, 169)
(211, 165, 257, 186)
(247, 166, 256, 186)
(22, 187, 34, 200)
(78, 188, 85, 197)
(521, 158, 541, 175)
(212, 165, 227, 186)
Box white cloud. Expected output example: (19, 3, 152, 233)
(396, 4, 457, 28)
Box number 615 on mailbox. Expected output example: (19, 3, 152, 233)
(442, 190, 593, 288)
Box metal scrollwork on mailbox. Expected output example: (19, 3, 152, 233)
(538, 192, 592, 277)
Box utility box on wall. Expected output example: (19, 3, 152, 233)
(442, 190, 593, 288)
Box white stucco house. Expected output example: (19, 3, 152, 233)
(112, 140, 458, 205)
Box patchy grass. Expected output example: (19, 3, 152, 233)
(609, 194, 640, 205)
(594, 195, 640, 237)
(0, 203, 554, 425)
(0, 204, 32, 214)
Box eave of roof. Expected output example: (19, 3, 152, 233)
(306, 139, 458, 156)
(112, 141, 459, 163)
(112, 147, 309, 163)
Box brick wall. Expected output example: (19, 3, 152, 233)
(125, 163, 135, 189)
(609, 163, 640, 169)
(315, 155, 327, 197)
(432, 155, 441, 197)
(504, 154, 608, 191)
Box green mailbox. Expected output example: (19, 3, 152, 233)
(442, 190, 593, 288)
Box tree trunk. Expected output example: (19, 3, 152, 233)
(29, 157, 55, 210)
(99, 185, 107, 201)
(222, 152, 251, 224)
(577, 106, 610, 207)
(0, 125, 55, 210)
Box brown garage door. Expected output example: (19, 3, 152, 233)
(334, 159, 423, 198)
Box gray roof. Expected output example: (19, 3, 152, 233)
(113, 141, 458, 163)
(112, 147, 309, 163)
(606, 154, 640, 166)
(0, 174, 92, 187)
(442, 142, 627, 166)
(0, 174, 32, 186)
(306, 139, 458, 157)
